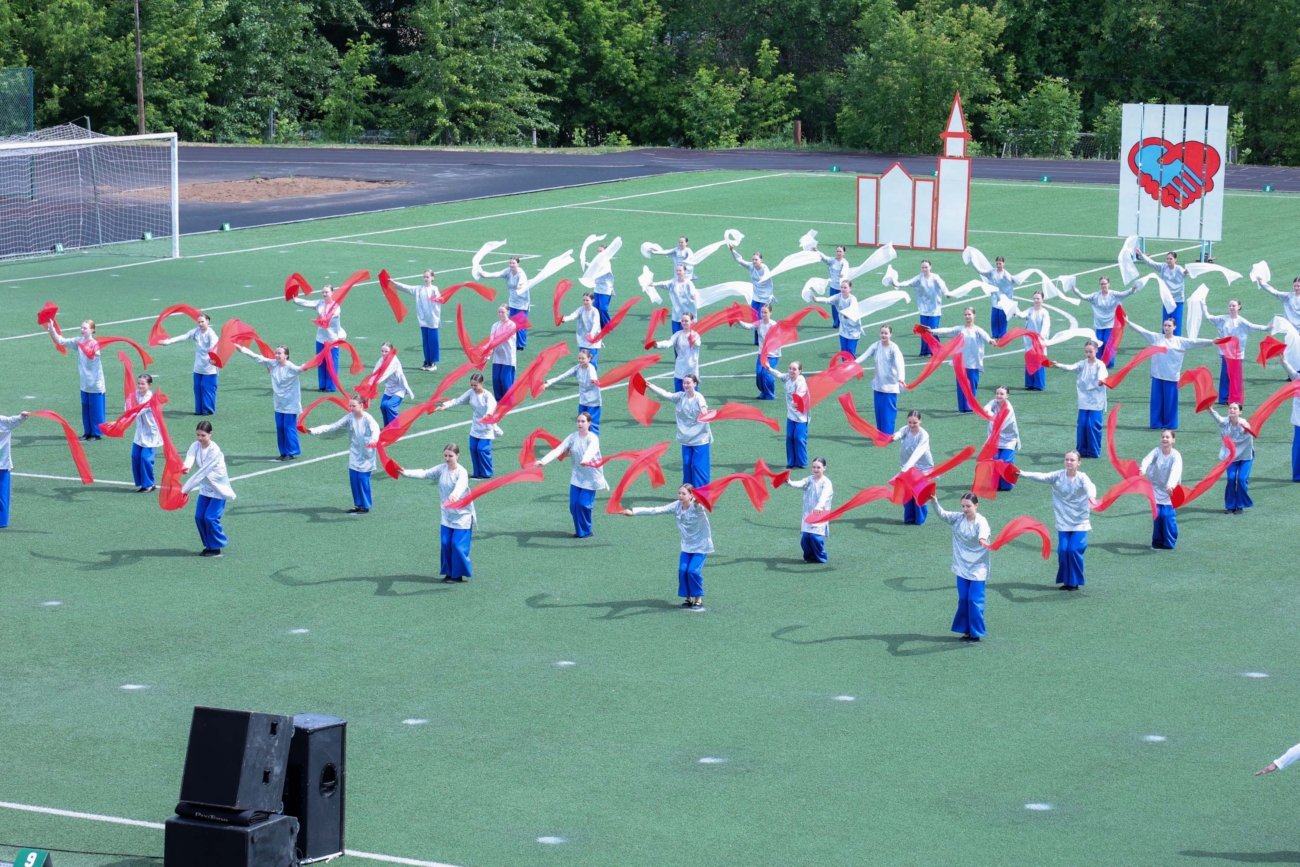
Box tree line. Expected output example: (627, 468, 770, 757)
(2, 0, 1298, 163)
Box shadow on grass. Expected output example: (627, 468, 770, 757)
(526, 592, 680, 619)
(271, 566, 453, 597)
(883, 575, 949, 593)
(1094, 541, 1160, 556)
(720, 556, 822, 575)
(1179, 852, 1300, 864)
(31, 548, 199, 570)
(477, 528, 611, 549)
(771, 625, 969, 657)
(235, 504, 366, 524)
(987, 581, 1068, 603)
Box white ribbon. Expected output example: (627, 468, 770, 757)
(993, 295, 1023, 316)
(1013, 268, 1078, 304)
(766, 249, 822, 280)
(1250, 261, 1271, 285)
(1118, 236, 1141, 286)
(1185, 263, 1242, 284)
(799, 229, 819, 251)
(840, 290, 911, 323)
(882, 265, 899, 287)
(686, 229, 745, 266)
(696, 281, 754, 309)
(472, 240, 509, 280)
(801, 277, 831, 303)
(641, 241, 670, 259)
(522, 249, 576, 293)
(579, 236, 621, 289)
(1056, 274, 1078, 295)
(638, 266, 662, 304)
(946, 279, 997, 299)
(1269, 316, 1300, 370)
(1130, 273, 1177, 316)
(962, 245, 994, 274)
(1044, 327, 1100, 347)
(1184, 284, 1210, 339)
(844, 243, 898, 282)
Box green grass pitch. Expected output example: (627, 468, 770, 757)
(3, 171, 1300, 867)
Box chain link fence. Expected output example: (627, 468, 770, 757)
(0, 68, 34, 137)
(998, 130, 1107, 160)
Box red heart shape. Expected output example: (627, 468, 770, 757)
(1127, 137, 1221, 210)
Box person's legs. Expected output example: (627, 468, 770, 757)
(873, 390, 898, 434)
(801, 532, 828, 563)
(0, 469, 9, 528)
(380, 394, 402, 428)
(569, 485, 595, 537)
(996, 448, 1017, 490)
(918, 315, 940, 356)
(509, 308, 528, 348)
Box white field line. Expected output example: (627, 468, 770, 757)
(12, 472, 134, 487)
(0, 259, 520, 343)
(0, 800, 463, 867)
(0, 171, 788, 286)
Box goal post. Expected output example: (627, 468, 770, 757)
(0, 126, 180, 261)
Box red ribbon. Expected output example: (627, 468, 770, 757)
(595, 354, 661, 388)
(285, 272, 313, 301)
(443, 466, 545, 510)
(1170, 436, 1236, 508)
(644, 307, 670, 350)
(752, 458, 790, 490)
(887, 468, 933, 507)
(297, 395, 351, 434)
(928, 446, 977, 480)
(552, 278, 574, 326)
(441, 282, 497, 304)
(37, 302, 66, 355)
(378, 363, 477, 457)
(1177, 366, 1217, 413)
(805, 485, 893, 524)
(300, 339, 363, 396)
(978, 403, 1011, 460)
(378, 269, 409, 323)
(147, 391, 188, 511)
(798, 352, 864, 412)
(758, 305, 831, 369)
(981, 515, 1052, 558)
(457, 305, 522, 368)
(1257, 336, 1288, 368)
(971, 460, 1019, 500)
(354, 347, 399, 402)
(955, 355, 993, 420)
(904, 332, 965, 390)
(481, 342, 571, 425)
(602, 443, 671, 512)
(586, 298, 641, 345)
(695, 303, 757, 336)
(838, 393, 895, 446)
(1105, 404, 1141, 479)
(148, 304, 202, 346)
(1090, 475, 1158, 518)
(1104, 344, 1168, 389)
(311, 270, 369, 329)
(627, 373, 662, 426)
(691, 466, 773, 513)
(118, 351, 137, 407)
(697, 402, 780, 431)
(995, 327, 1047, 375)
(1102, 305, 1126, 366)
(77, 335, 153, 367)
(1246, 381, 1300, 437)
(28, 410, 93, 484)
(519, 428, 563, 467)
(209, 319, 271, 369)
(1214, 335, 1243, 360)
(99, 392, 169, 438)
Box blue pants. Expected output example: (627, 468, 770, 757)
(904, 498, 928, 525)
(594, 293, 613, 328)
(275, 412, 301, 457)
(420, 327, 440, 365)
(750, 301, 766, 344)
(952, 577, 986, 637)
(1025, 367, 1046, 390)
(1219, 358, 1231, 404)
(756, 357, 777, 400)
(830, 304, 840, 328)
(1094, 327, 1112, 352)
(990, 307, 1008, 339)
(682, 443, 710, 487)
(578, 404, 602, 435)
(492, 363, 515, 401)
(801, 531, 828, 563)
(957, 368, 980, 413)
(509, 307, 528, 348)
(131, 444, 156, 488)
(0, 469, 10, 528)
(570, 485, 595, 537)
(873, 390, 898, 434)
(918, 314, 940, 356)
(81, 390, 106, 437)
(786, 419, 808, 468)
(469, 436, 493, 478)
(193, 373, 218, 415)
(996, 447, 1016, 491)
(440, 525, 472, 578)
(195, 495, 227, 549)
(839, 336, 859, 356)
(1293, 426, 1300, 482)
(1164, 302, 1185, 336)
(1056, 530, 1087, 587)
(678, 552, 706, 597)
(1077, 409, 1103, 458)
(315, 342, 339, 391)
(1150, 377, 1179, 429)
(349, 469, 373, 509)
(1153, 504, 1178, 549)
(380, 393, 403, 428)
(1225, 459, 1253, 510)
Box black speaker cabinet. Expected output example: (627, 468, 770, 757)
(164, 813, 298, 867)
(283, 713, 346, 863)
(179, 706, 293, 813)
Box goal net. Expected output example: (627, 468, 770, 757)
(0, 123, 179, 261)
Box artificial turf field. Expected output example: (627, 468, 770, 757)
(3, 169, 1300, 867)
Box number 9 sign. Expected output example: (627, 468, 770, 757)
(15, 849, 51, 867)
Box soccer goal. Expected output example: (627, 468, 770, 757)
(0, 123, 179, 261)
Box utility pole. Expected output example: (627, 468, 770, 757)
(134, 0, 146, 134)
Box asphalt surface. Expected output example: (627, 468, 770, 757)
(176, 145, 1300, 234)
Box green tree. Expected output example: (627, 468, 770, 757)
(992, 76, 1080, 157)
(1092, 101, 1123, 161)
(320, 36, 378, 141)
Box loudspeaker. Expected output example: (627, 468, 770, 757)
(164, 814, 298, 867)
(179, 706, 293, 813)
(283, 714, 346, 863)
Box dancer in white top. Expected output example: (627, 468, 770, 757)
(488, 304, 519, 400)
(1137, 249, 1189, 334)
(934, 492, 992, 640)
(1008, 290, 1050, 390)
(588, 243, 617, 328)
(237, 344, 304, 460)
(1200, 298, 1268, 406)
(893, 409, 932, 525)
(1071, 275, 1136, 363)
(1019, 451, 1097, 590)
(931, 307, 995, 413)
(1129, 317, 1216, 429)
(292, 285, 347, 391)
(780, 361, 810, 469)
(401, 442, 475, 582)
(159, 312, 221, 414)
(654, 264, 700, 333)
(181, 419, 235, 556)
(561, 292, 604, 366)
(308, 394, 382, 514)
(47, 318, 106, 439)
(544, 347, 604, 432)
(816, 244, 850, 328)
(1283, 357, 1300, 483)
(1140, 429, 1183, 549)
(126, 374, 163, 491)
(1050, 340, 1108, 458)
(830, 280, 862, 356)
(437, 371, 500, 479)
(654, 311, 701, 393)
(0, 411, 31, 528)
(855, 325, 906, 434)
(739, 303, 778, 400)
(1209, 402, 1256, 514)
(645, 373, 712, 487)
(391, 269, 445, 370)
(890, 259, 951, 355)
(731, 246, 775, 342)
(372, 343, 416, 428)
(535, 411, 608, 538)
(975, 255, 1021, 339)
(983, 385, 1020, 491)
(478, 257, 531, 349)
(786, 457, 833, 563)
(621, 483, 713, 609)
(1255, 274, 1300, 330)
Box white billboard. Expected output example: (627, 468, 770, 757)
(1118, 103, 1228, 242)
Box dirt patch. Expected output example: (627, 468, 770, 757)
(168, 176, 407, 203)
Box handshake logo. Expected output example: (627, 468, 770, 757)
(1127, 138, 1221, 210)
